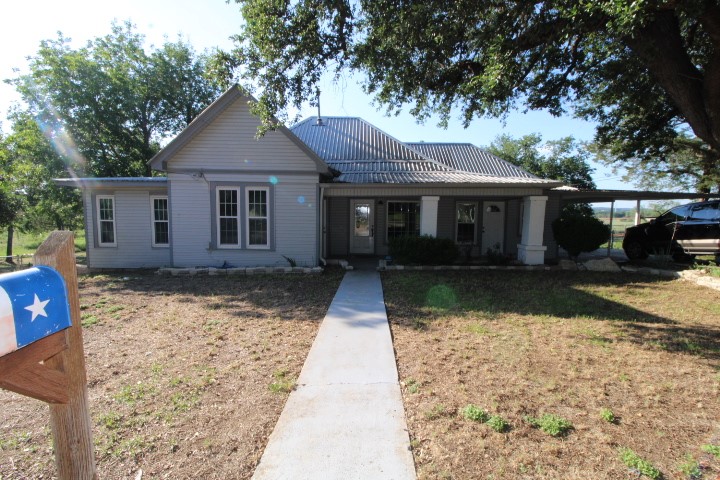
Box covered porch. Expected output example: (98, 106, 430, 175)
(319, 184, 553, 265)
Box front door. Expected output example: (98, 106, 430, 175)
(481, 201, 505, 253)
(350, 199, 375, 254)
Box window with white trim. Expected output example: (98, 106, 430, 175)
(96, 195, 116, 246)
(151, 196, 169, 247)
(217, 188, 240, 247)
(387, 201, 420, 240)
(456, 202, 477, 244)
(246, 187, 269, 248)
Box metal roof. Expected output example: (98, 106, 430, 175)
(291, 117, 558, 186)
(407, 142, 538, 178)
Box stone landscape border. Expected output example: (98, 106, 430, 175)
(156, 266, 323, 276)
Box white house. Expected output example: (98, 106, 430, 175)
(57, 86, 566, 269)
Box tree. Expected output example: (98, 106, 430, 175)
(9, 21, 223, 177)
(227, 1, 720, 191)
(1, 112, 83, 231)
(487, 133, 597, 216)
(486, 134, 596, 190)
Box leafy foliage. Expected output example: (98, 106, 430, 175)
(618, 447, 662, 479)
(9, 21, 223, 177)
(228, 1, 720, 190)
(389, 235, 458, 265)
(487, 134, 596, 190)
(461, 404, 489, 423)
(552, 211, 611, 259)
(524, 413, 574, 437)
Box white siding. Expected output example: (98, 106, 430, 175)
(169, 173, 319, 267)
(84, 189, 171, 268)
(168, 100, 319, 173)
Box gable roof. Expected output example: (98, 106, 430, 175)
(291, 116, 560, 186)
(148, 86, 330, 174)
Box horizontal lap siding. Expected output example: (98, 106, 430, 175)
(85, 189, 171, 268)
(169, 101, 318, 172)
(170, 173, 318, 267)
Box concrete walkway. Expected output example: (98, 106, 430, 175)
(252, 271, 416, 480)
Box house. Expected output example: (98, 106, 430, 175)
(57, 86, 568, 269)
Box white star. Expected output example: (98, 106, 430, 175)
(25, 294, 50, 322)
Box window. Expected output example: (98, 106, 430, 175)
(151, 196, 169, 247)
(456, 202, 477, 244)
(387, 201, 420, 240)
(246, 188, 269, 248)
(689, 202, 720, 221)
(217, 188, 240, 247)
(96, 195, 116, 246)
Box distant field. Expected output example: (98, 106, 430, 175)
(0, 229, 85, 271)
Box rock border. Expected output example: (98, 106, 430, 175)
(156, 266, 323, 276)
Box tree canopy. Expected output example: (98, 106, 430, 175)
(228, 0, 720, 191)
(486, 134, 596, 190)
(8, 21, 223, 177)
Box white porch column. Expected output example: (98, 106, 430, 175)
(420, 196, 440, 237)
(517, 195, 548, 265)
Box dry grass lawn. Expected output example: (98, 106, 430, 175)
(0, 270, 342, 479)
(384, 271, 720, 480)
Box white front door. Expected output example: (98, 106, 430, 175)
(481, 201, 505, 253)
(350, 199, 375, 254)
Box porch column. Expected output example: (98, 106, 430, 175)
(517, 195, 548, 265)
(420, 196, 440, 237)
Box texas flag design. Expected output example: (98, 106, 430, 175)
(0, 266, 72, 357)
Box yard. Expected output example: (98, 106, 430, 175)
(383, 270, 720, 479)
(0, 271, 343, 479)
(2, 268, 719, 479)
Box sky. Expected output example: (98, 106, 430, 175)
(0, 0, 641, 205)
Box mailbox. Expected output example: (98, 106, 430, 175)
(0, 266, 72, 357)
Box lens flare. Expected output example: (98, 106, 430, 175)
(269, 176, 278, 185)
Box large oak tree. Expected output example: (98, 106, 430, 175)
(9, 21, 223, 177)
(227, 0, 720, 192)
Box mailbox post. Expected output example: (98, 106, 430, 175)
(0, 231, 96, 479)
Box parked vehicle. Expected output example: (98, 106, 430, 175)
(622, 200, 720, 262)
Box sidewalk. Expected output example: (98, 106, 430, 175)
(252, 270, 416, 480)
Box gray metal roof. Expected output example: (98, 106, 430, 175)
(291, 116, 558, 186)
(407, 142, 538, 178)
(54, 177, 168, 188)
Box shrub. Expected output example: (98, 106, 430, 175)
(552, 211, 610, 259)
(462, 404, 489, 422)
(389, 235, 458, 265)
(618, 447, 662, 479)
(600, 407, 616, 423)
(487, 415, 509, 433)
(524, 413, 573, 437)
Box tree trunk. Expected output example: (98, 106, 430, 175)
(5, 224, 14, 264)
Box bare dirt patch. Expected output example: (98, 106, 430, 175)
(1, 270, 342, 479)
(384, 271, 720, 480)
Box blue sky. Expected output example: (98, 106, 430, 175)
(1, 0, 637, 202)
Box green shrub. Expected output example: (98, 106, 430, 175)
(552, 212, 611, 259)
(600, 407, 616, 423)
(702, 444, 720, 458)
(389, 235, 458, 265)
(487, 415, 509, 433)
(618, 447, 662, 479)
(524, 413, 573, 437)
(462, 404, 489, 422)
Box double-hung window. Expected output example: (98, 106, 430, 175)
(217, 188, 241, 247)
(387, 201, 420, 240)
(246, 187, 270, 248)
(151, 196, 169, 247)
(456, 202, 477, 244)
(96, 195, 116, 247)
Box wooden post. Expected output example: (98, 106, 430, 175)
(607, 201, 615, 257)
(34, 231, 96, 480)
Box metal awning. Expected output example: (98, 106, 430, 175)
(556, 189, 720, 203)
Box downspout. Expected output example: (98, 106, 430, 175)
(319, 186, 326, 266)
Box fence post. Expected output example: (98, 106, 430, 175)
(33, 231, 96, 479)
